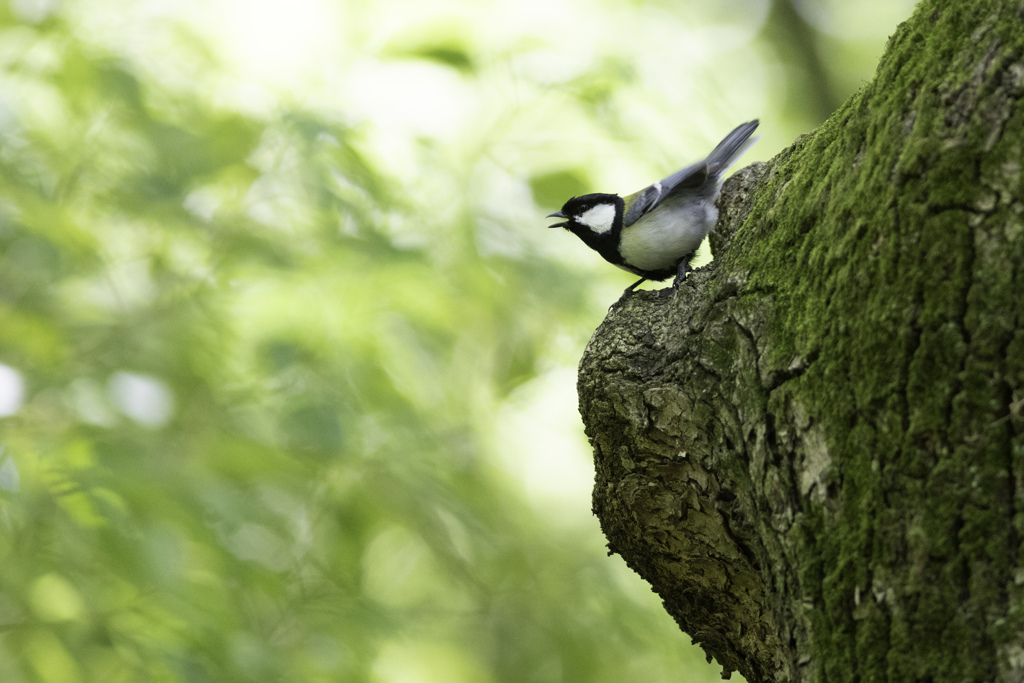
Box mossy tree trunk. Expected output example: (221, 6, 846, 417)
(577, 1, 1024, 681)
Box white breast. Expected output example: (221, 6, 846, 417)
(618, 200, 717, 272)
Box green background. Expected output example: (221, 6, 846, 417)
(0, 0, 913, 680)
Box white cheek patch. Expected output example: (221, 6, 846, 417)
(577, 203, 616, 234)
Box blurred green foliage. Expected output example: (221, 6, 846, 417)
(0, 0, 913, 680)
(0, 4, 707, 683)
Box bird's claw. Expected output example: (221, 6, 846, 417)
(672, 257, 692, 288)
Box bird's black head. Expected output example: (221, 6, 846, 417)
(546, 193, 626, 265)
(546, 193, 623, 237)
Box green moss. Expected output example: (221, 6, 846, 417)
(726, 0, 1024, 678)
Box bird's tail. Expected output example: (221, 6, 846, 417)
(705, 120, 760, 177)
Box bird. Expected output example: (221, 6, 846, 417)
(546, 120, 759, 296)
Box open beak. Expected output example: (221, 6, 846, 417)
(546, 211, 568, 229)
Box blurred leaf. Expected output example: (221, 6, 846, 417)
(405, 43, 475, 72)
(530, 169, 591, 208)
(383, 23, 477, 73)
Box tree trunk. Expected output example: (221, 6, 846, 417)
(577, 1, 1024, 681)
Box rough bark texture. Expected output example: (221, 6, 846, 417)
(578, 1, 1024, 681)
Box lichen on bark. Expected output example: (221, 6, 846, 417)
(578, 1, 1024, 681)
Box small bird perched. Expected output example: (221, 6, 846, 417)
(547, 120, 759, 295)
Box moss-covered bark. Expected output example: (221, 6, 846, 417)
(577, 1, 1024, 681)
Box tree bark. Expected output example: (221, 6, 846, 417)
(577, 1, 1024, 681)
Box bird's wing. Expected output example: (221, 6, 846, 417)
(621, 162, 708, 227)
(622, 121, 759, 228)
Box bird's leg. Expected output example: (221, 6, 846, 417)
(617, 276, 647, 301)
(672, 255, 693, 288)
(625, 276, 646, 294)
(626, 276, 647, 292)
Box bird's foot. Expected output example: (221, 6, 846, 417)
(614, 277, 647, 304)
(624, 276, 646, 296)
(672, 256, 693, 288)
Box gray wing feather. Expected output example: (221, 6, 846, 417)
(656, 161, 710, 196)
(622, 184, 663, 227)
(626, 120, 759, 225)
(702, 119, 760, 176)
